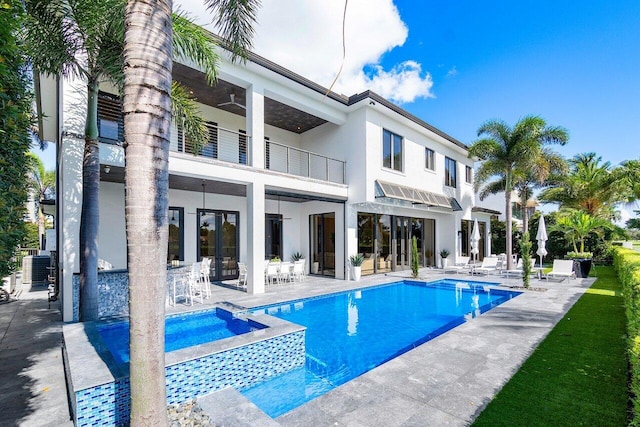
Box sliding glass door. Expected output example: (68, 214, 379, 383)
(310, 213, 335, 276)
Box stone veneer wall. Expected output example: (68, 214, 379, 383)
(72, 266, 190, 321)
(73, 330, 305, 426)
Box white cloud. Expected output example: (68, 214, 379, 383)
(175, 0, 434, 104)
(446, 66, 458, 77)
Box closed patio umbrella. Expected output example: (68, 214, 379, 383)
(470, 219, 480, 263)
(536, 214, 548, 269)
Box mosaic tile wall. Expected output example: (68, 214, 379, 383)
(72, 267, 190, 321)
(73, 330, 305, 426)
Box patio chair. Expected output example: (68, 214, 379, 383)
(471, 257, 499, 275)
(265, 262, 280, 286)
(279, 261, 293, 284)
(236, 262, 248, 290)
(504, 258, 536, 278)
(199, 257, 212, 298)
(168, 273, 191, 306)
(444, 256, 470, 274)
(188, 262, 205, 305)
(545, 259, 576, 281)
(292, 260, 306, 282)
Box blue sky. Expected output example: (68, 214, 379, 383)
(387, 0, 640, 166)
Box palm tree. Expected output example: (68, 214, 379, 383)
(123, 0, 258, 423)
(468, 116, 568, 270)
(539, 153, 622, 219)
(26, 153, 56, 248)
(24, 0, 217, 320)
(551, 209, 617, 254)
(513, 148, 567, 233)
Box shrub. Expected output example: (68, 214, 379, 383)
(520, 232, 532, 288)
(411, 236, 419, 278)
(612, 247, 640, 425)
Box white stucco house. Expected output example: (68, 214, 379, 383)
(37, 42, 496, 322)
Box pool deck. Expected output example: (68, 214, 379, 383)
(0, 269, 594, 426)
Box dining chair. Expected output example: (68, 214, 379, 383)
(279, 261, 293, 284)
(292, 260, 306, 282)
(236, 262, 248, 290)
(265, 262, 280, 286)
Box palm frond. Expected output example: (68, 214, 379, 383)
(172, 10, 219, 86)
(171, 82, 208, 153)
(204, 0, 260, 63)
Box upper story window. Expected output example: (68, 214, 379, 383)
(465, 165, 473, 184)
(425, 147, 435, 171)
(97, 91, 123, 144)
(383, 129, 403, 172)
(445, 156, 457, 188)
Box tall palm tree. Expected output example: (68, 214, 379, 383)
(468, 116, 568, 270)
(123, 0, 258, 423)
(539, 152, 622, 219)
(24, 0, 217, 320)
(26, 153, 56, 248)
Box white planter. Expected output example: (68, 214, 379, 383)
(352, 266, 362, 281)
(311, 262, 319, 274)
(441, 258, 448, 269)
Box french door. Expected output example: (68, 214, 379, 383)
(197, 209, 239, 281)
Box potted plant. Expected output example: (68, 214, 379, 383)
(439, 249, 450, 269)
(291, 251, 304, 262)
(566, 251, 593, 278)
(349, 254, 364, 281)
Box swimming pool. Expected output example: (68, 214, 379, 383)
(97, 308, 264, 365)
(243, 279, 520, 417)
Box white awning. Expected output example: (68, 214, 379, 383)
(375, 180, 461, 211)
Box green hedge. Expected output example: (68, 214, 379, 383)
(613, 247, 640, 425)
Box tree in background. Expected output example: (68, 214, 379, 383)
(469, 116, 568, 270)
(0, 0, 33, 278)
(539, 153, 622, 220)
(26, 153, 55, 248)
(122, 0, 259, 422)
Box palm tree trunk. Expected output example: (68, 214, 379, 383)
(505, 183, 514, 270)
(520, 192, 529, 236)
(124, 0, 172, 424)
(79, 79, 100, 321)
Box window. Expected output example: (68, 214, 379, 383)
(167, 207, 184, 262)
(445, 157, 457, 187)
(382, 129, 403, 172)
(265, 214, 282, 260)
(425, 147, 435, 170)
(97, 91, 123, 144)
(465, 165, 473, 183)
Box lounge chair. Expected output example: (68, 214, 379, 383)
(444, 256, 470, 274)
(504, 258, 536, 278)
(471, 257, 499, 275)
(546, 259, 576, 281)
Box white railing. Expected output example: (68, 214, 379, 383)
(169, 123, 249, 166)
(265, 140, 345, 184)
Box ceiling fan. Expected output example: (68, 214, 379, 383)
(217, 93, 246, 109)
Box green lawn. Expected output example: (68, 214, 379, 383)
(473, 266, 628, 426)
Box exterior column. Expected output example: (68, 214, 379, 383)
(247, 181, 265, 294)
(246, 84, 265, 169)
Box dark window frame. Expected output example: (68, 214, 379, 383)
(382, 129, 403, 172)
(167, 206, 184, 262)
(425, 147, 435, 171)
(465, 165, 473, 184)
(445, 156, 457, 188)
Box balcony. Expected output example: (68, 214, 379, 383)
(265, 140, 345, 184)
(168, 122, 345, 184)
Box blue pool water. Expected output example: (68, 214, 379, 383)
(97, 308, 260, 365)
(243, 279, 520, 417)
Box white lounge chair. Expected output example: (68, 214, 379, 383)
(546, 259, 576, 281)
(444, 256, 470, 274)
(504, 258, 536, 278)
(472, 257, 499, 275)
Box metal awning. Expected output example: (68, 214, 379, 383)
(375, 180, 461, 211)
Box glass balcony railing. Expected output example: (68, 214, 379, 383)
(265, 140, 345, 184)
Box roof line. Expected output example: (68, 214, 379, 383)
(213, 35, 467, 151)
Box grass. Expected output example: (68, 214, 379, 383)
(473, 266, 628, 426)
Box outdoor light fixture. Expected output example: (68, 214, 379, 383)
(104, 165, 110, 174)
